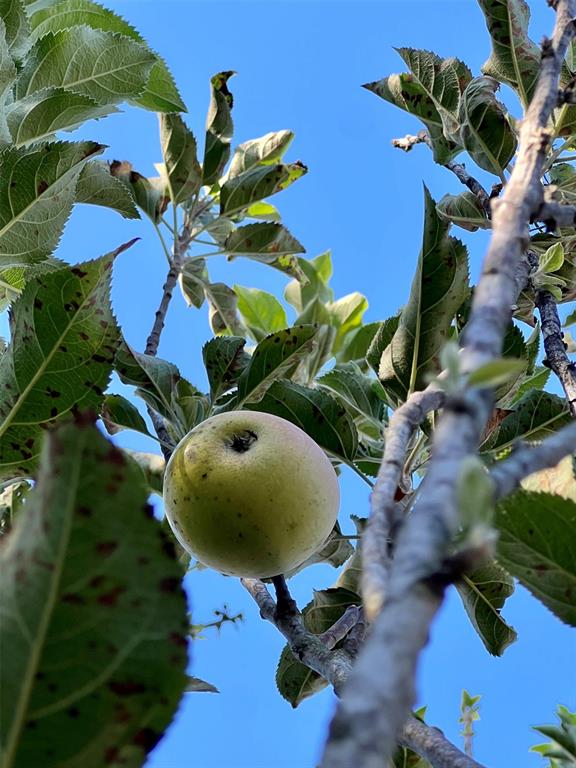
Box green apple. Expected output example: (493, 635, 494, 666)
(163, 411, 339, 578)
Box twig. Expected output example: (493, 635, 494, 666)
(391, 129, 491, 214)
(322, 6, 576, 768)
(319, 606, 363, 650)
(363, 385, 445, 621)
(242, 579, 482, 768)
(535, 200, 576, 227)
(144, 263, 180, 357)
(490, 420, 576, 498)
(400, 716, 486, 768)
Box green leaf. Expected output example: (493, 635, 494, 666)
(481, 390, 571, 452)
(459, 76, 517, 176)
(223, 222, 304, 257)
(220, 161, 307, 216)
(227, 130, 294, 179)
(456, 561, 517, 656)
(247, 380, 358, 464)
(186, 677, 219, 694)
(275, 645, 328, 708)
(378, 187, 469, 403)
(436, 191, 490, 232)
(468, 357, 527, 388)
(28, 0, 186, 112)
(101, 393, 152, 439)
(366, 314, 401, 375)
(0, 257, 64, 312)
(539, 243, 565, 274)
(159, 113, 202, 204)
(5, 87, 118, 146)
(336, 321, 382, 366)
(203, 70, 235, 186)
(0, 247, 132, 482)
(16, 27, 156, 106)
(115, 342, 181, 423)
(234, 285, 288, 342)
(532, 707, 576, 767)
(334, 516, 366, 594)
(0, 420, 188, 767)
(0, 0, 30, 60)
(202, 336, 249, 402)
(235, 325, 318, 406)
(178, 257, 208, 309)
(245, 201, 281, 221)
(564, 308, 576, 328)
(284, 251, 333, 314)
(126, 450, 165, 496)
(285, 522, 354, 578)
(327, 292, 369, 353)
(317, 363, 385, 427)
(204, 282, 246, 337)
(496, 491, 576, 626)
(75, 160, 139, 219)
(0, 141, 103, 269)
(477, 0, 540, 107)
(110, 161, 168, 224)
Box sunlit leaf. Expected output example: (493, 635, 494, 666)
(227, 130, 294, 179)
(234, 285, 288, 342)
(220, 162, 307, 216)
(75, 160, 139, 219)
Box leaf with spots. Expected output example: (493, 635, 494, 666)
(235, 325, 318, 407)
(481, 390, 571, 453)
(495, 491, 576, 626)
(223, 223, 305, 263)
(476, 0, 540, 108)
(0, 245, 134, 483)
(455, 560, 517, 656)
(0, 0, 30, 61)
(204, 282, 246, 337)
(378, 187, 469, 405)
(202, 336, 249, 402)
(15, 27, 156, 107)
(363, 47, 469, 165)
(275, 587, 360, 707)
(178, 257, 209, 309)
(0, 419, 188, 768)
(203, 71, 235, 186)
(436, 191, 490, 232)
(227, 130, 294, 179)
(159, 112, 202, 205)
(109, 161, 169, 224)
(0, 257, 64, 313)
(246, 380, 358, 465)
(28, 0, 185, 112)
(0, 141, 104, 270)
(459, 76, 517, 177)
(220, 161, 307, 217)
(75, 161, 139, 220)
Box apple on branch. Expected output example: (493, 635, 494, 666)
(163, 411, 340, 578)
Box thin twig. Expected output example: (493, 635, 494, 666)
(322, 6, 576, 768)
(400, 716, 486, 768)
(490, 420, 576, 498)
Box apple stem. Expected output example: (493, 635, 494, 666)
(271, 575, 298, 620)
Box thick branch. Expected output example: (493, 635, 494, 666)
(322, 6, 576, 768)
(363, 386, 445, 621)
(490, 420, 576, 498)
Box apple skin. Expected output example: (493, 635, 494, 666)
(163, 411, 339, 578)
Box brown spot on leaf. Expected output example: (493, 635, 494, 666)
(97, 585, 125, 606)
(109, 680, 146, 696)
(96, 541, 118, 557)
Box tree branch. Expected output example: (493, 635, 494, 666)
(363, 385, 445, 621)
(322, 5, 576, 767)
(400, 716, 486, 768)
(527, 252, 576, 416)
(391, 129, 491, 213)
(490, 420, 576, 498)
(242, 579, 483, 768)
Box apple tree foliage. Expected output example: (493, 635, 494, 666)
(0, 1, 574, 766)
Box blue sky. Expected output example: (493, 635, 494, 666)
(7, 1, 576, 766)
